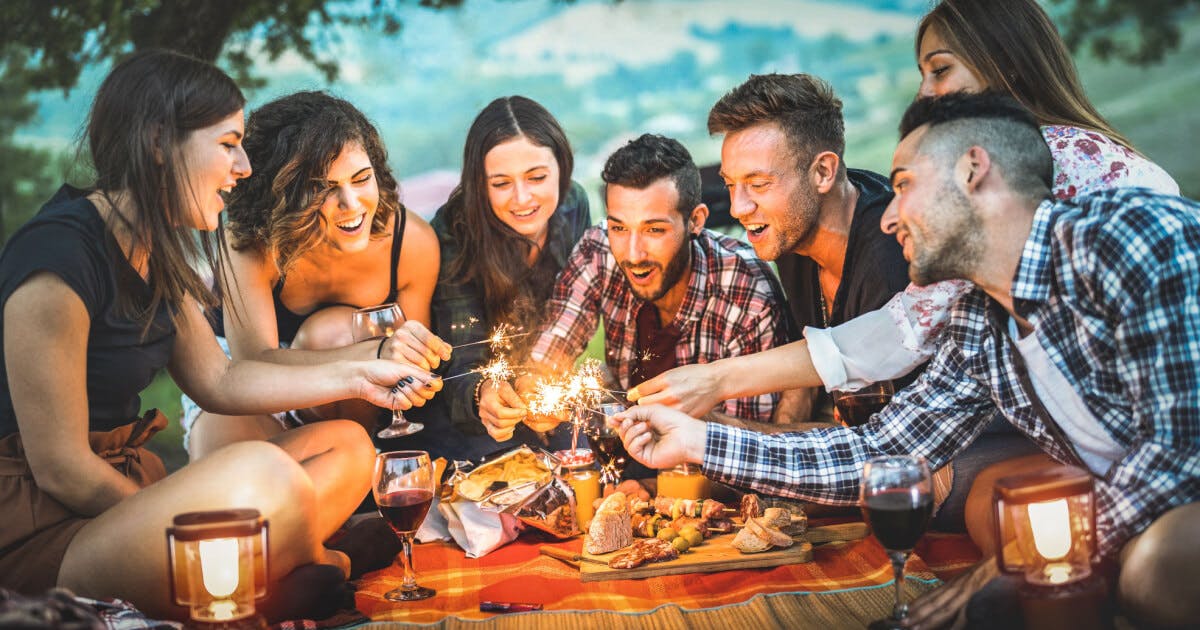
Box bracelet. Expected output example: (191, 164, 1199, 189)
(375, 336, 388, 359)
(473, 376, 491, 410)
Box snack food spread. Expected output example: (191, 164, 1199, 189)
(457, 450, 553, 502)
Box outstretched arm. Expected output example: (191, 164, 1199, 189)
(172, 296, 442, 416)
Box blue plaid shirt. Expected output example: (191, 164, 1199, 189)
(704, 188, 1200, 557)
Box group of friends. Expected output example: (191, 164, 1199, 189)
(0, 0, 1195, 626)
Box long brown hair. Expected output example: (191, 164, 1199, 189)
(443, 96, 574, 326)
(86, 49, 245, 325)
(918, 0, 1136, 150)
(224, 91, 400, 272)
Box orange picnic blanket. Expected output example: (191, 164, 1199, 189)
(354, 529, 981, 623)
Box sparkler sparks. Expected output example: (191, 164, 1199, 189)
(450, 323, 531, 351)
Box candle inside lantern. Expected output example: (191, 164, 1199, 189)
(167, 509, 268, 625)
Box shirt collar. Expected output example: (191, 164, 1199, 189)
(1011, 198, 1060, 307)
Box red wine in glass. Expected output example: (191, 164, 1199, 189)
(379, 489, 434, 535)
(860, 455, 932, 630)
(835, 394, 892, 427)
(862, 489, 933, 551)
(372, 450, 436, 602)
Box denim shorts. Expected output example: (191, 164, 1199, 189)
(931, 414, 1043, 532)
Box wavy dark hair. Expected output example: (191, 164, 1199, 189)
(918, 0, 1135, 151)
(708, 73, 845, 175)
(86, 49, 244, 326)
(601, 133, 701, 217)
(224, 91, 400, 271)
(442, 96, 574, 326)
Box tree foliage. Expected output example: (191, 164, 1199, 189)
(1053, 0, 1199, 65)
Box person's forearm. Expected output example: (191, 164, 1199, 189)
(704, 410, 826, 434)
(35, 451, 142, 516)
(246, 341, 376, 366)
(711, 340, 823, 400)
(197, 359, 370, 416)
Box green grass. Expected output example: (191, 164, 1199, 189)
(141, 371, 187, 473)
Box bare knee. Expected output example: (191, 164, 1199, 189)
(962, 454, 1055, 552)
(1118, 502, 1200, 628)
(291, 306, 356, 350)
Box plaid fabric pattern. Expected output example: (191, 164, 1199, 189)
(530, 225, 789, 421)
(354, 534, 942, 622)
(705, 189, 1200, 557)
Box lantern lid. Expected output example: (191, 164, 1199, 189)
(170, 508, 264, 540)
(993, 465, 1093, 504)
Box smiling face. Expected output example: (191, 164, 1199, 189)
(178, 109, 251, 231)
(485, 135, 560, 247)
(314, 142, 379, 253)
(917, 26, 987, 98)
(606, 178, 699, 304)
(719, 123, 819, 262)
(885, 126, 982, 285)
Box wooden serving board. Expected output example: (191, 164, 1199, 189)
(579, 534, 814, 582)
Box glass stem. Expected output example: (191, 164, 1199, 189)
(400, 532, 417, 590)
(889, 550, 910, 620)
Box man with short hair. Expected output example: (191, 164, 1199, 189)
(687, 73, 910, 420)
(477, 133, 789, 443)
(613, 92, 1200, 627)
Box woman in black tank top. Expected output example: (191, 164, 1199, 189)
(187, 92, 450, 459)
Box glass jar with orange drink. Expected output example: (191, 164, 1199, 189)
(556, 449, 601, 532)
(656, 463, 710, 500)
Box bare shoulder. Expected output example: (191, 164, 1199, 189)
(399, 209, 440, 268)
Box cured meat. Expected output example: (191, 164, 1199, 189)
(740, 494, 761, 521)
(608, 537, 680, 569)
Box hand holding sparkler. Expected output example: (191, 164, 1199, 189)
(377, 320, 453, 371)
(477, 378, 527, 442)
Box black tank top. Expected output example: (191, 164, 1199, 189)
(213, 209, 407, 344)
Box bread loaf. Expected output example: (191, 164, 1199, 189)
(585, 491, 633, 554)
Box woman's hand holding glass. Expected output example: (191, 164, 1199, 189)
(357, 361, 441, 411)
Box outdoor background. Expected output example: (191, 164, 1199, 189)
(4, 0, 1198, 470)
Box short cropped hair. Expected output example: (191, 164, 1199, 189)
(601, 134, 701, 216)
(900, 91, 1053, 198)
(708, 73, 845, 172)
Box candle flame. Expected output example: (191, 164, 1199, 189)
(198, 537, 240, 599)
(1028, 498, 1072, 561)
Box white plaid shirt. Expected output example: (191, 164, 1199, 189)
(704, 189, 1200, 557)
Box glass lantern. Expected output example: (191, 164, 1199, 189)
(993, 465, 1095, 586)
(167, 509, 269, 625)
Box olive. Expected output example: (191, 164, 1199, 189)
(657, 527, 678, 541)
(671, 536, 691, 553)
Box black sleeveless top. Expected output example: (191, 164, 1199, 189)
(0, 186, 176, 438)
(213, 208, 407, 344)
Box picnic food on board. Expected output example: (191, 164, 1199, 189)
(585, 492, 633, 554)
(732, 514, 795, 553)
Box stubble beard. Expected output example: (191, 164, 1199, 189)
(908, 186, 983, 286)
(626, 237, 692, 303)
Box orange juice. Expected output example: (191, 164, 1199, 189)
(566, 468, 601, 530)
(656, 464, 710, 500)
(556, 449, 601, 532)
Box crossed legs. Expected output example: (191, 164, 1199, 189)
(57, 433, 373, 619)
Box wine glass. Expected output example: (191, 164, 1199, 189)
(832, 381, 894, 427)
(373, 450, 437, 601)
(352, 303, 423, 438)
(585, 402, 629, 488)
(860, 455, 933, 630)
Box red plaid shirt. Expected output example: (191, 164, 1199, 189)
(531, 224, 790, 422)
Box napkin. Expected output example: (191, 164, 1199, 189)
(437, 498, 525, 558)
